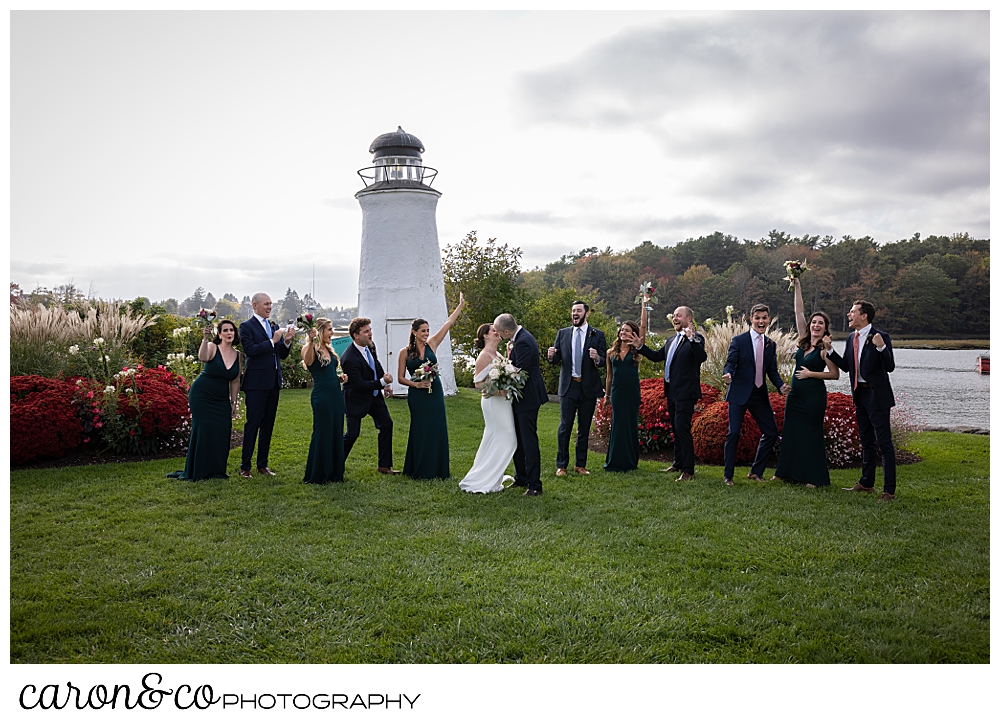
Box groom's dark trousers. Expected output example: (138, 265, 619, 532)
(509, 327, 548, 493)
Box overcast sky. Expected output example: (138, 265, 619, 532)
(10, 10, 989, 308)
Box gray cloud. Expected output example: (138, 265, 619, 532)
(514, 11, 988, 211)
(477, 209, 570, 226)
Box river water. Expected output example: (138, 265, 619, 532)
(824, 348, 990, 430)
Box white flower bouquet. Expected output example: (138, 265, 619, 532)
(482, 353, 527, 401)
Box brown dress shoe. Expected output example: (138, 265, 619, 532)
(878, 492, 896, 502)
(676, 472, 694, 481)
(524, 489, 542, 496)
(573, 466, 590, 475)
(723, 477, 734, 486)
(555, 468, 568, 477)
(257, 467, 277, 476)
(239, 469, 253, 478)
(663, 465, 680, 473)
(746, 473, 765, 482)
(377, 467, 400, 475)
(842, 483, 875, 493)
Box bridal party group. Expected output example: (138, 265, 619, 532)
(170, 281, 900, 501)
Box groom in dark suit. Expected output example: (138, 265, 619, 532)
(721, 303, 790, 486)
(636, 305, 707, 481)
(827, 300, 898, 501)
(239, 292, 294, 478)
(340, 317, 397, 474)
(547, 300, 606, 477)
(495, 313, 548, 496)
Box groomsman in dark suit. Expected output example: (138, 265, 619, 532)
(238, 292, 294, 478)
(827, 300, 898, 501)
(636, 305, 707, 481)
(547, 301, 607, 477)
(340, 317, 397, 474)
(494, 313, 548, 497)
(721, 303, 790, 486)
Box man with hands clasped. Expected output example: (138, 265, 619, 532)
(636, 305, 706, 481)
(547, 300, 607, 477)
(238, 292, 295, 478)
(721, 303, 791, 486)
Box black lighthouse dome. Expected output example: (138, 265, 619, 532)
(369, 126, 424, 159)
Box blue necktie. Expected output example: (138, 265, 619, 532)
(365, 347, 379, 397)
(664, 334, 682, 383)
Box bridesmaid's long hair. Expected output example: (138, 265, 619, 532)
(797, 311, 831, 352)
(407, 318, 429, 360)
(609, 321, 642, 367)
(314, 317, 338, 367)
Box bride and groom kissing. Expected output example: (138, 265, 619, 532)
(459, 313, 549, 496)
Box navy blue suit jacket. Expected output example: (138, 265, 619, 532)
(723, 331, 784, 406)
(509, 327, 548, 413)
(828, 328, 896, 410)
(549, 325, 607, 398)
(340, 343, 388, 418)
(638, 332, 707, 402)
(239, 316, 291, 391)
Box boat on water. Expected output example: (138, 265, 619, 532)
(976, 351, 989, 374)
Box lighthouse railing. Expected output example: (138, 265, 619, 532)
(357, 165, 438, 188)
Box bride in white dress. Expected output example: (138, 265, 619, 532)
(459, 323, 517, 493)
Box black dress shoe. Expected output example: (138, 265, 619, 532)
(510, 480, 528, 487)
(524, 489, 542, 496)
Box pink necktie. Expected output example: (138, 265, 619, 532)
(852, 333, 860, 390)
(755, 334, 764, 388)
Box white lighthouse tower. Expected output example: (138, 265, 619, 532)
(355, 126, 456, 397)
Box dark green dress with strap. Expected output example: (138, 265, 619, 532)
(304, 353, 346, 484)
(403, 347, 450, 479)
(775, 346, 830, 486)
(604, 350, 640, 472)
(168, 350, 239, 480)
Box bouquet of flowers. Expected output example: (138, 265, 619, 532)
(482, 353, 527, 401)
(783, 260, 809, 292)
(296, 312, 316, 331)
(195, 308, 218, 323)
(410, 360, 439, 393)
(634, 281, 658, 308)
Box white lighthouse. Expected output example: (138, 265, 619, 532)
(355, 126, 457, 397)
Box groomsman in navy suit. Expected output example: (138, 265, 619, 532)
(721, 303, 790, 486)
(238, 292, 294, 478)
(827, 300, 898, 501)
(340, 317, 397, 474)
(547, 300, 607, 477)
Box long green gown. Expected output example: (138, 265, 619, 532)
(303, 353, 346, 484)
(403, 347, 450, 479)
(774, 346, 830, 486)
(168, 350, 239, 480)
(604, 350, 640, 472)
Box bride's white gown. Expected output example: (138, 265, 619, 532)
(459, 366, 517, 493)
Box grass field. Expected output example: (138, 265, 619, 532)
(9, 388, 989, 663)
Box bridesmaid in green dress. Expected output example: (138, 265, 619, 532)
(397, 293, 466, 479)
(302, 318, 346, 484)
(774, 278, 841, 487)
(603, 319, 643, 472)
(168, 319, 241, 480)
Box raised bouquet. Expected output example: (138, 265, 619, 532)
(482, 353, 527, 401)
(296, 312, 316, 331)
(783, 260, 809, 292)
(634, 281, 658, 307)
(195, 308, 218, 323)
(410, 360, 439, 393)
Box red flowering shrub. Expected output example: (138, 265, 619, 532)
(73, 365, 191, 454)
(691, 393, 786, 465)
(594, 380, 724, 455)
(10, 375, 83, 464)
(824, 392, 862, 467)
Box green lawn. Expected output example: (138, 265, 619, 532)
(10, 388, 989, 663)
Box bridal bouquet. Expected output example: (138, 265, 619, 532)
(410, 360, 439, 393)
(482, 354, 527, 401)
(783, 260, 809, 292)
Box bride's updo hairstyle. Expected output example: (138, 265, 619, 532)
(407, 318, 429, 360)
(475, 323, 492, 350)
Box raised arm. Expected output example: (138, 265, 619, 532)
(428, 292, 465, 351)
(301, 328, 318, 366)
(792, 278, 806, 339)
(197, 326, 217, 362)
(639, 302, 648, 346)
